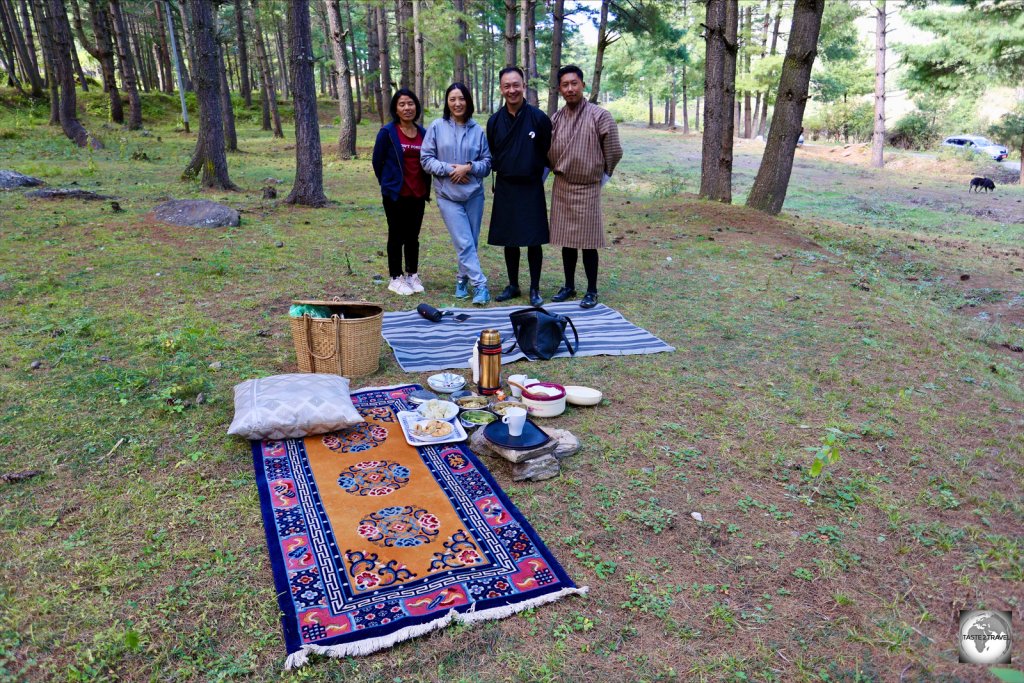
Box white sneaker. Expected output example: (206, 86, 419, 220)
(406, 273, 424, 293)
(388, 276, 413, 295)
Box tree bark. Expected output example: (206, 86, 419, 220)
(164, 0, 189, 131)
(233, 0, 251, 106)
(217, 38, 237, 151)
(647, 91, 653, 127)
(682, 62, 689, 133)
(746, 0, 825, 215)
(109, 0, 142, 128)
(524, 0, 537, 106)
(182, 0, 237, 189)
(376, 0, 392, 100)
(46, 0, 101, 147)
(669, 64, 677, 128)
(396, 0, 410, 88)
(274, 18, 288, 99)
(546, 0, 563, 115)
(412, 0, 422, 106)
(128, 15, 150, 92)
(166, 0, 190, 91)
(247, 0, 283, 136)
(68, 12, 88, 90)
(365, 4, 382, 118)
(758, 0, 782, 137)
(589, 0, 609, 103)
(30, 0, 59, 123)
(344, 0, 361, 122)
(153, 0, 173, 93)
(503, 0, 515, 67)
(325, 0, 355, 159)
(870, 0, 886, 168)
(18, 0, 41, 82)
(284, 0, 327, 206)
(742, 5, 752, 138)
(75, 0, 125, 116)
(699, 0, 738, 202)
(174, 1, 196, 83)
(453, 0, 466, 82)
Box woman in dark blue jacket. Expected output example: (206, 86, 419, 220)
(372, 88, 432, 296)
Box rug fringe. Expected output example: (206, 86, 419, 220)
(283, 586, 588, 669)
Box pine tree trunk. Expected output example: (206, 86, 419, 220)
(46, 0, 101, 146)
(746, 0, 825, 215)
(1, 0, 41, 94)
(525, 0, 537, 106)
(682, 63, 689, 133)
(247, 0, 282, 137)
(182, 0, 238, 189)
(546, 0, 563, 115)
(68, 16, 88, 90)
(412, 0, 422, 106)
(166, 0, 190, 91)
(260, 79, 270, 128)
(589, 0, 609, 103)
(503, 0, 515, 67)
(376, 1, 391, 100)
(870, 0, 886, 168)
(233, 0, 251, 106)
(154, 1, 173, 93)
(30, 0, 59, 122)
(700, 0, 737, 202)
(647, 92, 652, 126)
(17, 0, 42, 86)
(396, 0, 410, 88)
(128, 16, 150, 92)
(365, 5, 382, 118)
(217, 38, 237, 151)
(669, 65, 677, 128)
(79, 0, 122, 121)
(453, 0, 466, 83)
(695, 96, 699, 130)
(325, 0, 355, 159)
(109, 0, 142, 128)
(344, 0, 361, 123)
(163, 0, 189, 131)
(759, 0, 782, 138)
(742, 5, 751, 137)
(174, 1, 196, 85)
(285, 0, 326, 206)
(274, 19, 288, 99)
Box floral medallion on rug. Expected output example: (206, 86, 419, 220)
(250, 384, 586, 668)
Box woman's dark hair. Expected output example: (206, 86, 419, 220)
(442, 82, 474, 121)
(557, 64, 585, 83)
(389, 88, 422, 123)
(498, 66, 525, 83)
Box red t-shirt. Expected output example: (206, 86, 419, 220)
(398, 128, 427, 199)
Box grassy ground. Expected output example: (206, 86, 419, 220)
(0, 90, 1021, 682)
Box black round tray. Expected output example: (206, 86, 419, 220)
(482, 418, 550, 450)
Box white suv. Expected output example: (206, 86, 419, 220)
(941, 135, 1009, 161)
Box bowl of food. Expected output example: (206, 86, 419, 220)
(520, 382, 566, 418)
(491, 400, 528, 416)
(427, 372, 466, 394)
(455, 395, 490, 411)
(416, 399, 459, 422)
(459, 410, 496, 429)
(411, 419, 454, 440)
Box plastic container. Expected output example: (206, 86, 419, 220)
(520, 382, 566, 418)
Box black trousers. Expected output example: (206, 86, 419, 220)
(382, 196, 426, 278)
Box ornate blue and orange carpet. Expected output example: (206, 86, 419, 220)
(250, 384, 586, 668)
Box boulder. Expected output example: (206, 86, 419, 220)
(0, 170, 43, 189)
(25, 188, 111, 200)
(468, 427, 557, 463)
(539, 427, 580, 459)
(512, 454, 560, 482)
(151, 199, 240, 228)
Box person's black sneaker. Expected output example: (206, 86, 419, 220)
(529, 288, 543, 306)
(550, 286, 576, 302)
(580, 291, 598, 309)
(495, 284, 521, 302)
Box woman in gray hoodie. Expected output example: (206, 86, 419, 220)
(421, 83, 493, 305)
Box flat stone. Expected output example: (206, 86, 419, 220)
(151, 199, 240, 228)
(539, 427, 580, 459)
(25, 188, 111, 200)
(0, 170, 43, 189)
(512, 454, 560, 482)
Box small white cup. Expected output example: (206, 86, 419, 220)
(508, 374, 528, 398)
(501, 407, 527, 437)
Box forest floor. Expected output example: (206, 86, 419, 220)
(0, 94, 1022, 682)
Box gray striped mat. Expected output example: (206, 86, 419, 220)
(381, 303, 675, 372)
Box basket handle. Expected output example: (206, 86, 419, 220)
(302, 314, 340, 360)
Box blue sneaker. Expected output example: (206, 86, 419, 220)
(471, 284, 490, 306)
(454, 277, 469, 298)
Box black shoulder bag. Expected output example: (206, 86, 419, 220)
(505, 306, 579, 360)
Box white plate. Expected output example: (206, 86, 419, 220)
(396, 411, 467, 446)
(427, 373, 466, 393)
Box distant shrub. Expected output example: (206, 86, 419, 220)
(0, 128, 20, 139)
(888, 112, 939, 150)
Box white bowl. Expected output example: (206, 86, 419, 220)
(416, 399, 459, 421)
(564, 385, 602, 406)
(520, 383, 566, 418)
(427, 373, 466, 393)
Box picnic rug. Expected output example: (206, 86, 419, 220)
(250, 384, 586, 668)
(381, 302, 675, 372)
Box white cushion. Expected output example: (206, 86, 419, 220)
(227, 373, 364, 440)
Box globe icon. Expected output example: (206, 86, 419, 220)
(959, 610, 1012, 664)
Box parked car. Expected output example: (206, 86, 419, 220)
(941, 134, 1009, 161)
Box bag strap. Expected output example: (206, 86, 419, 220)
(303, 314, 340, 361)
(562, 316, 579, 355)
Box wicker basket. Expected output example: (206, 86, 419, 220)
(290, 300, 384, 378)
